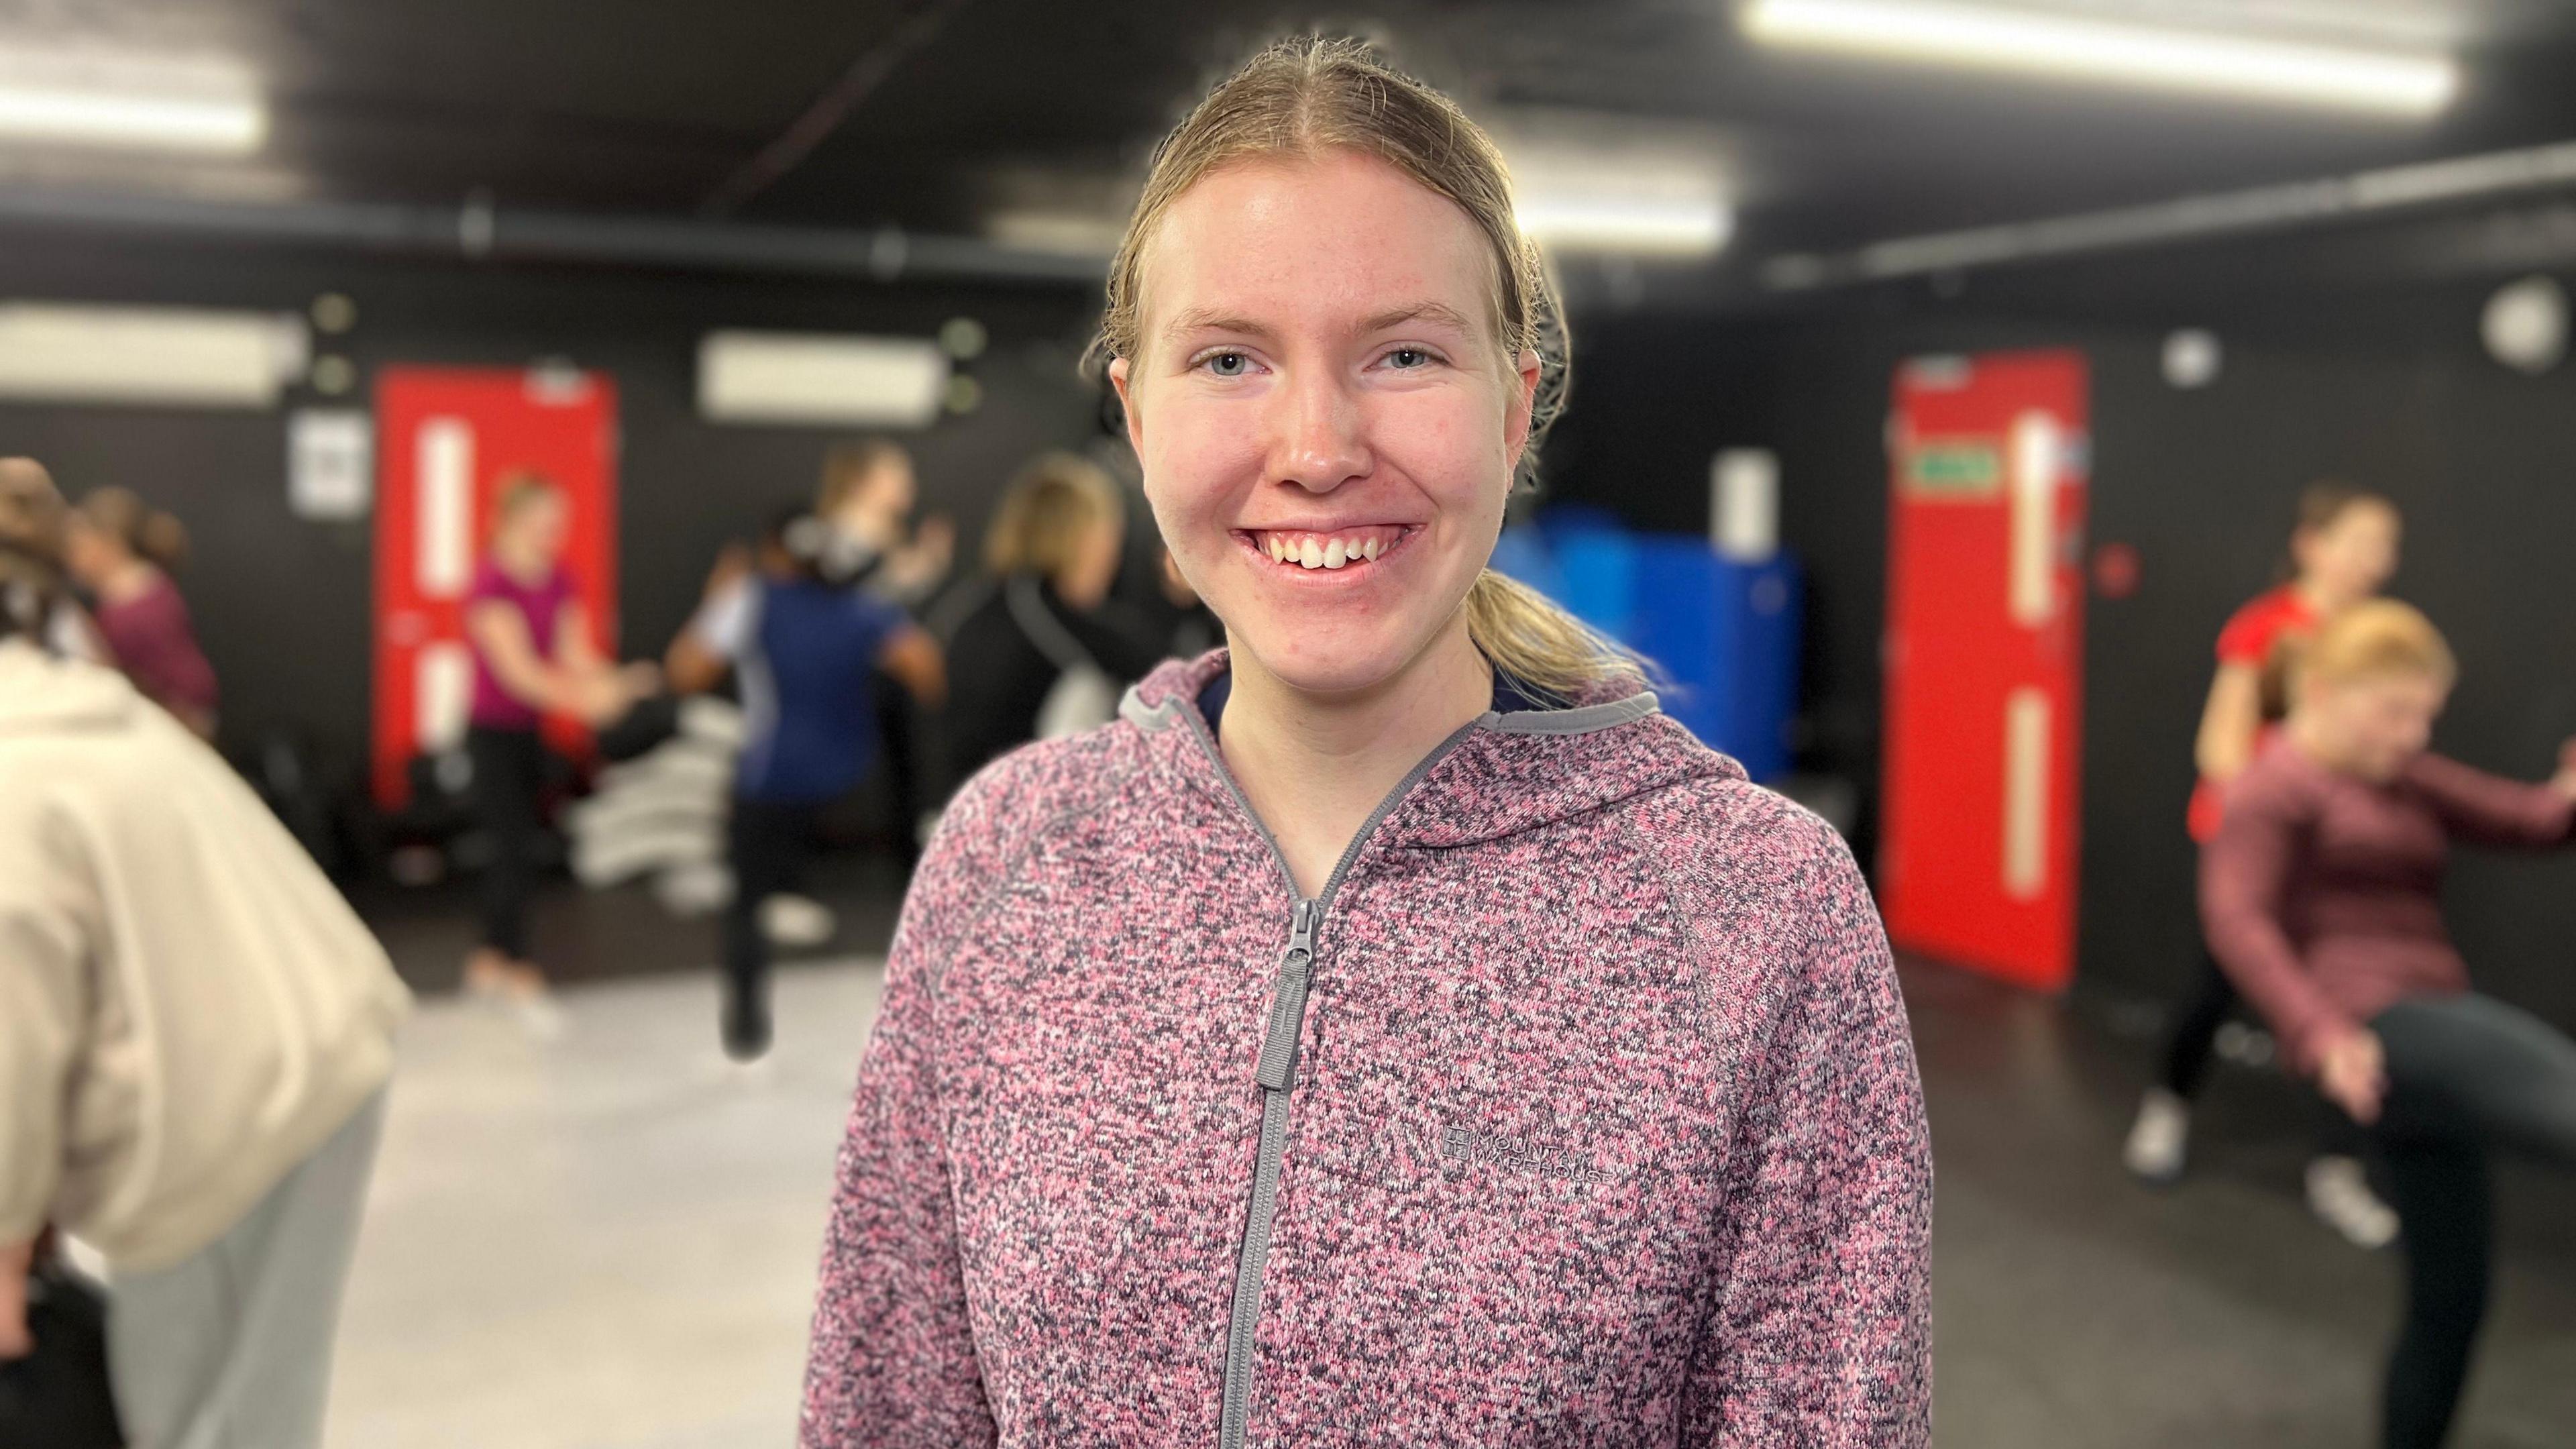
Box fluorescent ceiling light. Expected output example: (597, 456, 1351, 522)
(0, 46, 264, 154)
(1509, 140, 1735, 258)
(1515, 195, 1735, 256)
(0, 87, 262, 152)
(1741, 0, 2459, 117)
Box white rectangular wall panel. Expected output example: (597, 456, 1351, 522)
(0, 302, 305, 409)
(698, 331, 947, 427)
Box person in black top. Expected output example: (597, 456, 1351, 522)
(935, 452, 1163, 793)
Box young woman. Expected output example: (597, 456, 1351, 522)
(937, 450, 1164, 788)
(815, 441, 953, 865)
(814, 439, 955, 603)
(801, 38, 1931, 1447)
(1, 471, 409, 1449)
(666, 508, 946, 1061)
(460, 474, 653, 1010)
(2200, 601, 2576, 1449)
(64, 486, 220, 740)
(2128, 487, 2403, 1234)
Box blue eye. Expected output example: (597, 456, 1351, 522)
(1386, 347, 1434, 370)
(1203, 352, 1250, 377)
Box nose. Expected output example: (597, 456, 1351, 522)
(1267, 362, 1371, 494)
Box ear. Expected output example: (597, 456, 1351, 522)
(1108, 356, 1147, 462)
(1502, 347, 1542, 466)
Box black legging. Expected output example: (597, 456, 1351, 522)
(466, 725, 546, 959)
(722, 797, 819, 1038)
(2365, 993, 2576, 1449)
(2160, 946, 2239, 1098)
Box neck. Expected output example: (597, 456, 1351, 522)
(2292, 577, 2346, 613)
(1218, 621, 1491, 898)
(101, 557, 157, 602)
(496, 545, 547, 583)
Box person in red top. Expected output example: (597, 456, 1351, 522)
(2128, 486, 2404, 1240)
(2200, 600, 2576, 1449)
(63, 488, 220, 741)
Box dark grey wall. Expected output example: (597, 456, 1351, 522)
(1550, 280, 2576, 1028)
(0, 234, 1107, 773)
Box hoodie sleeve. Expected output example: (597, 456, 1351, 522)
(0, 805, 95, 1248)
(2200, 767, 2352, 1078)
(800, 771, 1008, 1449)
(1682, 826, 1933, 1447)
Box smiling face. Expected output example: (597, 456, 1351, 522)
(2302, 669, 2446, 782)
(1110, 150, 1539, 699)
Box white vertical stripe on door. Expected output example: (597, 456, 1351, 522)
(418, 417, 474, 598)
(417, 641, 472, 754)
(2003, 687, 2051, 900)
(2008, 409, 2059, 628)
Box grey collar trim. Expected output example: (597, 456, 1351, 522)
(1120, 683, 1660, 737)
(1119, 684, 1177, 731)
(1481, 691, 1660, 735)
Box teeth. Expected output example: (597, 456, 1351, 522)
(1260, 531, 1393, 568)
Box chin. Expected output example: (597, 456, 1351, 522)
(1228, 617, 1421, 698)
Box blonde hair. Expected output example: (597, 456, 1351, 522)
(985, 452, 1124, 578)
(0, 458, 70, 641)
(1093, 35, 1642, 702)
(2300, 600, 2455, 692)
(77, 485, 191, 572)
(818, 438, 911, 516)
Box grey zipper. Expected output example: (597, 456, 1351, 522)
(1182, 702, 1483, 1449)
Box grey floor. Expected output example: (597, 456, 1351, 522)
(323, 953, 2576, 1448)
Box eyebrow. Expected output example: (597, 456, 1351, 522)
(1161, 309, 1279, 346)
(1358, 301, 1477, 336)
(1158, 301, 1481, 348)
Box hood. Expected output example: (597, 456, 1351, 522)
(1122, 649, 1743, 853)
(0, 637, 142, 737)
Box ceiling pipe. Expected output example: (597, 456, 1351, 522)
(0, 187, 1108, 287)
(1762, 137, 2576, 290)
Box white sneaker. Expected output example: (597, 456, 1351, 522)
(2306, 1155, 2399, 1250)
(761, 894, 837, 948)
(2124, 1087, 2192, 1184)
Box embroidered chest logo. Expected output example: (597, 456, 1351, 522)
(1438, 1122, 1618, 1185)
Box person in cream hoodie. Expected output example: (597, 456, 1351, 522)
(0, 455, 410, 1449)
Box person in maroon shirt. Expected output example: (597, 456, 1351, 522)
(2129, 484, 2404, 1254)
(2202, 600, 2576, 1449)
(64, 488, 219, 741)
(459, 474, 654, 1020)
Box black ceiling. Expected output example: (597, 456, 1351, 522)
(6, 0, 2576, 297)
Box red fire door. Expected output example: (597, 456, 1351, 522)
(372, 366, 619, 807)
(1878, 350, 2088, 990)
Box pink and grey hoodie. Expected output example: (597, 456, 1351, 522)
(803, 651, 1931, 1447)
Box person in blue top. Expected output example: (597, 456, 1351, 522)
(668, 507, 945, 1059)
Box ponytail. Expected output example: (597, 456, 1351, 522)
(1461, 568, 1649, 704)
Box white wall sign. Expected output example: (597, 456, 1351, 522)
(287, 408, 373, 520)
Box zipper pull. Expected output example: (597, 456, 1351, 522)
(1255, 900, 1318, 1092)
